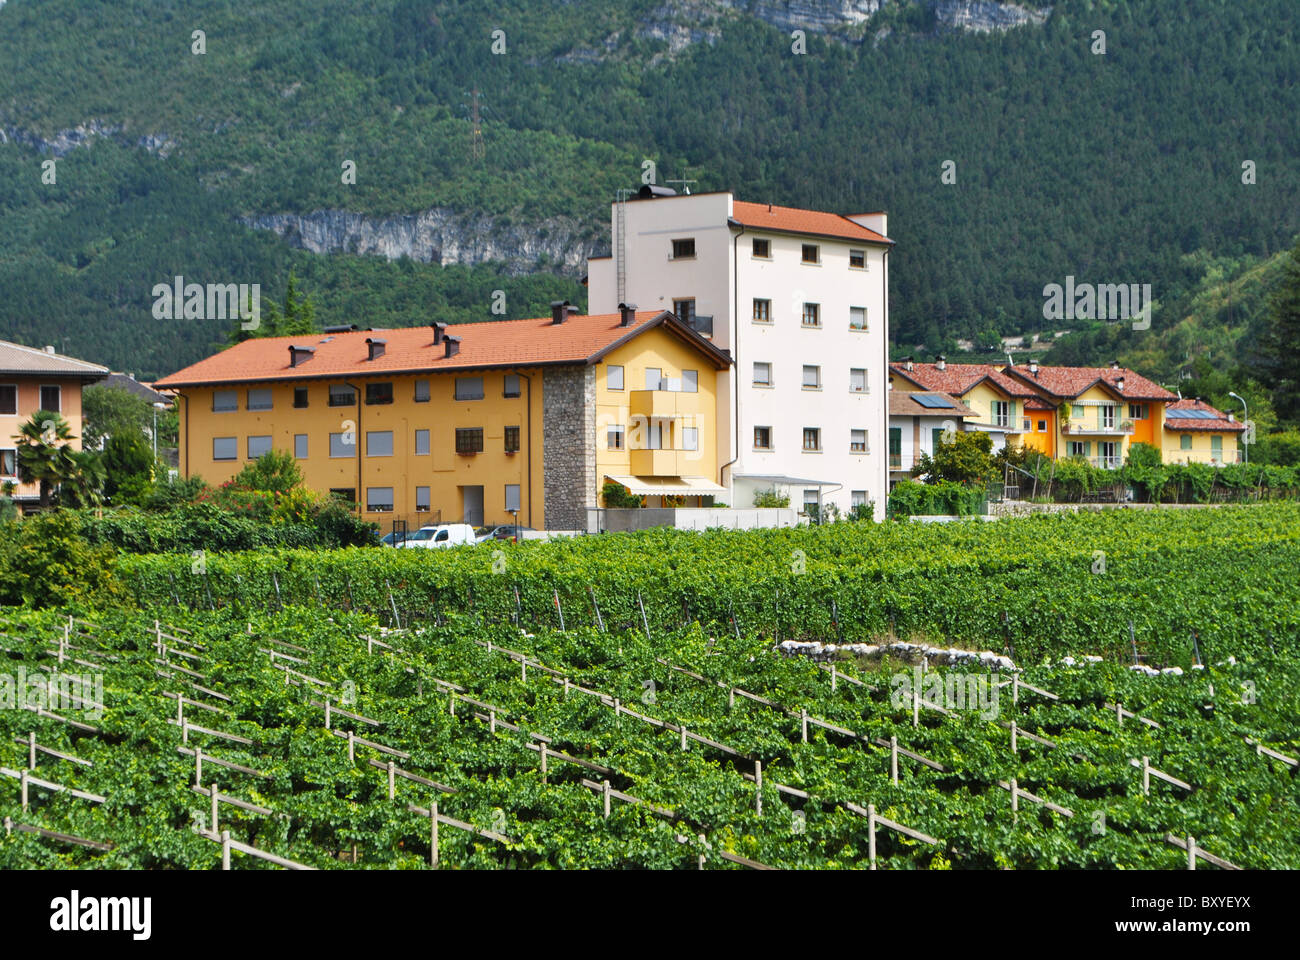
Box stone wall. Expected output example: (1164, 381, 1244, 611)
(543, 366, 597, 529)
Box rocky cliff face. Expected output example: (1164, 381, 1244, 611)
(0, 120, 176, 158)
(931, 0, 1049, 32)
(241, 209, 603, 277)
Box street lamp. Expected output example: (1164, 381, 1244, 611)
(510, 509, 519, 543)
(1227, 392, 1248, 464)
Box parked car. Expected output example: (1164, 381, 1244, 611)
(475, 524, 538, 543)
(392, 523, 478, 549)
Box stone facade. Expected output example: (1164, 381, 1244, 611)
(543, 365, 597, 529)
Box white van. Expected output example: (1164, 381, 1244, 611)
(391, 523, 478, 549)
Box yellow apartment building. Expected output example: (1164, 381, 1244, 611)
(154, 305, 730, 529)
(1161, 398, 1245, 465)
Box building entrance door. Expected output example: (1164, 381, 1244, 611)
(461, 485, 484, 526)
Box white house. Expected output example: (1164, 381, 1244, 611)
(887, 390, 976, 488)
(586, 187, 892, 520)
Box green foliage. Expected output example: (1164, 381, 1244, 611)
(0, 512, 124, 609)
(232, 449, 304, 497)
(915, 430, 996, 485)
(887, 479, 986, 517)
(1254, 429, 1300, 466)
(82, 384, 153, 449)
(1258, 239, 1300, 422)
(102, 432, 156, 504)
(13, 411, 79, 508)
(752, 489, 791, 508)
(602, 481, 643, 509)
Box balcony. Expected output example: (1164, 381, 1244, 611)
(889, 453, 924, 471)
(629, 387, 704, 420)
(1087, 456, 1124, 470)
(629, 448, 691, 476)
(685, 314, 713, 337)
(1061, 420, 1134, 436)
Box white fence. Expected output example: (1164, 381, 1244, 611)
(587, 508, 799, 533)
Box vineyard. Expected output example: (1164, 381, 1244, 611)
(2, 504, 1298, 869)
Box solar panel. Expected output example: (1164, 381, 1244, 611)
(913, 393, 954, 408)
(1172, 409, 1216, 419)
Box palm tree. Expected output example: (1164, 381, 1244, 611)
(63, 450, 107, 508)
(14, 411, 79, 508)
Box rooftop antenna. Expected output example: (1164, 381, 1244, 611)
(665, 179, 697, 196)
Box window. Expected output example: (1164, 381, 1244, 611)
(992, 401, 1010, 428)
(213, 437, 237, 461)
(752, 238, 770, 258)
(850, 307, 868, 331)
(366, 487, 394, 513)
(645, 368, 662, 390)
(1069, 441, 1091, 457)
(1100, 404, 1116, 429)
(802, 428, 821, 452)
(415, 429, 430, 456)
(753, 299, 772, 323)
(801, 244, 820, 264)
(455, 377, 484, 401)
(366, 431, 393, 457)
(366, 382, 394, 406)
(682, 370, 698, 393)
(294, 434, 308, 459)
(1022, 417, 1032, 432)
(802, 303, 820, 328)
(851, 429, 867, 453)
(754, 426, 772, 450)
(329, 488, 356, 505)
(849, 249, 866, 269)
(683, 427, 699, 451)
(1129, 403, 1147, 420)
(1, 448, 17, 477)
(456, 428, 484, 455)
(932, 428, 946, 451)
(849, 368, 867, 393)
(673, 299, 696, 324)
(328, 385, 356, 407)
(505, 484, 521, 513)
(293, 387, 309, 409)
(0, 385, 15, 415)
(247, 388, 272, 411)
(1037, 420, 1047, 433)
(851, 490, 867, 508)
(414, 380, 430, 403)
(40, 385, 61, 412)
(246, 435, 272, 459)
(802, 365, 821, 389)
(1211, 435, 1223, 459)
(607, 366, 624, 391)
(416, 486, 431, 512)
(505, 425, 520, 453)
(803, 489, 819, 513)
(753, 362, 772, 386)
(503, 374, 521, 398)
(1181, 434, 1192, 451)
(607, 425, 625, 451)
(671, 238, 696, 260)
(329, 433, 355, 458)
(889, 427, 902, 467)
(1072, 403, 1088, 420)
(213, 390, 237, 413)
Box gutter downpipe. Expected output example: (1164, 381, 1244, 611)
(881, 246, 890, 521)
(721, 218, 745, 498)
(517, 370, 534, 529)
(344, 380, 362, 517)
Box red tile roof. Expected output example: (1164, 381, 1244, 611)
(890, 363, 1042, 399)
(732, 201, 891, 245)
(155, 311, 729, 388)
(1003, 365, 1176, 401)
(1164, 398, 1247, 432)
(888, 391, 976, 418)
(1024, 396, 1055, 411)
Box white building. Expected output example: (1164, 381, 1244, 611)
(887, 390, 976, 488)
(586, 187, 892, 520)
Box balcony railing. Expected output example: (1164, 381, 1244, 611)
(888, 453, 925, 470)
(1088, 456, 1124, 470)
(1061, 421, 1134, 436)
(685, 314, 713, 337)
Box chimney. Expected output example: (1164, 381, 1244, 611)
(444, 335, 461, 359)
(1228, 412, 1235, 422)
(431, 322, 446, 345)
(366, 337, 386, 361)
(618, 302, 637, 327)
(1110, 359, 1121, 370)
(288, 345, 315, 368)
(550, 300, 570, 325)
(1116, 375, 1125, 393)
(903, 356, 914, 372)
(936, 355, 946, 372)
(1029, 358, 1039, 376)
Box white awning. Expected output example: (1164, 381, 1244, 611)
(605, 475, 727, 495)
